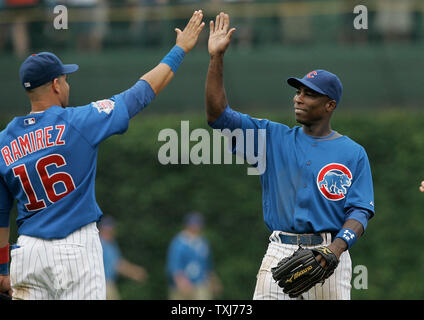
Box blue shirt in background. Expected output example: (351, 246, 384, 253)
(166, 232, 212, 287)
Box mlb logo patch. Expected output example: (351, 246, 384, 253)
(92, 99, 115, 115)
(24, 117, 36, 125)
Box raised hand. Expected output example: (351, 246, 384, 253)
(208, 12, 236, 57)
(175, 10, 206, 53)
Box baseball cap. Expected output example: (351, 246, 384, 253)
(287, 69, 343, 105)
(19, 52, 79, 90)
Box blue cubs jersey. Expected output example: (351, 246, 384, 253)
(0, 80, 155, 239)
(210, 106, 375, 234)
(166, 232, 213, 287)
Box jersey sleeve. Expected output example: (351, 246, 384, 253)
(208, 105, 270, 171)
(0, 177, 13, 228)
(67, 80, 156, 147)
(208, 105, 270, 132)
(344, 207, 372, 231)
(344, 147, 375, 229)
(118, 80, 156, 118)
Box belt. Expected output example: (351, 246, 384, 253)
(278, 233, 323, 246)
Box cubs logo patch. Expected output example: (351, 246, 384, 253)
(306, 71, 318, 78)
(316, 163, 352, 201)
(92, 99, 115, 115)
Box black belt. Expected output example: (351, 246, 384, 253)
(278, 233, 323, 246)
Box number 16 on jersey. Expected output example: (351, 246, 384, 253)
(13, 153, 76, 211)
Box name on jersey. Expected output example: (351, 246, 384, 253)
(1, 125, 66, 166)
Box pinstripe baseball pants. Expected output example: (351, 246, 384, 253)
(253, 231, 352, 300)
(10, 222, 106, 300)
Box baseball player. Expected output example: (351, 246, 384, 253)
(205, 12, 375, 300)
(0, 10, 205, 300)
(166, 212, 222, 300)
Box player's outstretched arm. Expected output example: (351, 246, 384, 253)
(205, 12, 236, 123)
(117, 10, 204, 119)
(117, 259, 148, 282)
(141, 10, 205, 95)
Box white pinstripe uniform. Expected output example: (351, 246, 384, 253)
(253, 231, 352, 300)
(10, 223, 105, 300)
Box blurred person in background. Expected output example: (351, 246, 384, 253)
(339, 0, 369, 44)
(0, 0, 40, 57)
(279, 0, 311, 45)
(166, 212, 222, 300)
(128, 0, 171, 48)
(99, 216, 148, 300)
(66, 0, 109, 52)
(211, 0, 254, 49)
(375, 0, 414, 43)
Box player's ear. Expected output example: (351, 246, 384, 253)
(52, 77, 61, 94)
(326, 99, 337, 112)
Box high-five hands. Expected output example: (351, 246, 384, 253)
(175, 10, 206, 53)
(208, 12, 236, 57)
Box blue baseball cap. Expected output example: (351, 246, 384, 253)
(19, 52, 79, 90)
(287, 69, 343, 105)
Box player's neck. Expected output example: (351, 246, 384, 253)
(30, 99, 62, 113)
(302, 123, 332, 138)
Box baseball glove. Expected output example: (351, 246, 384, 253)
(0, 292, 11, 300)
(271, 245, 339, 298)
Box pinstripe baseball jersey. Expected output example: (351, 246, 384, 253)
(209, 105, 375, 234)
(0, 80, 155, 239)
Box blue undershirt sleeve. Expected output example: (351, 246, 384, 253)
(345, 207, 372, 231)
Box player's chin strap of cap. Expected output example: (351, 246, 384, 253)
(0, 243, 9, 275)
